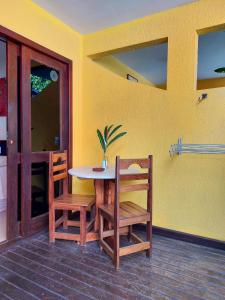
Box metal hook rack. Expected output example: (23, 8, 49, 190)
(170, 138, 225, 156)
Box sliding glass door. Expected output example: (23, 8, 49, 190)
(1, 40, 70, 242)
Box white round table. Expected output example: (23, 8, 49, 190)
(68, 166, 138, 179)
(68, 166, 116, 179)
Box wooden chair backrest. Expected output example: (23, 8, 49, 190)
(115, 156, 153, 223)
(49, 151, 68, 204)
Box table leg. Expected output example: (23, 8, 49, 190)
(94, 179, 105, 232)
(87, 179, 116, 243)
(105, 180, 115, 206)
(104, 180, 115, 230)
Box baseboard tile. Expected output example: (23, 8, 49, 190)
(134, 224, 225, 251)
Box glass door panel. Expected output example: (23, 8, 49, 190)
(31, 61, 60, 152)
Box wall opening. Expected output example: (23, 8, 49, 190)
(197, 26, 225, 90)
(93, 39, 168, 90)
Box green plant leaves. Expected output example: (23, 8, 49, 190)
(108, 131, 127, 147)
(104, 124, 114, 142)
(214, 67, 225, 73)
(104, 126, 108, 142)
(97, 129, 106, 153)
(97, 124, 127, 154)
(108, 125, 122, 139)
(107, 124, 114, 135)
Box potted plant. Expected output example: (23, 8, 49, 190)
(97, 125, 127, 169)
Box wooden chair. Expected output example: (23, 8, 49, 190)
(49, 151, 95, 245)
(99, 156, 152, 269)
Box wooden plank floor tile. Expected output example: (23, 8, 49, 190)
(0, 230, 224, 300)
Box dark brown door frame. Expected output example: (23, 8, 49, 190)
(21, 46, 69, 236)
(0, 24, 73, 243)
(7, 41, 20, 241)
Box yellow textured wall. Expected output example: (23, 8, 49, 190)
(0, 0, 83, 166)
(197, 77, 225, 90)
(81, 0, 225, 241)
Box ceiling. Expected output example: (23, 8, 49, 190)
(32, 0, 197, 34)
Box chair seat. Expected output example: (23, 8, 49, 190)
(54, 193, 95, 209)
(99, 201, 150, 226)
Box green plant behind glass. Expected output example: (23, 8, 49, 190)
(97, 125, 127, 158)
(31, 74, 51, 95)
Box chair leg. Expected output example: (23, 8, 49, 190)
(128, 225, 132, 241)
(99, 212, 103, 252)
(146, 220, 152, 257)
(90, 204, 96, 223)
(114, 225, 120, 270)
(63, 210, 68, 229)
(49, 206, 55, 243)
(80, 207, 86, 246)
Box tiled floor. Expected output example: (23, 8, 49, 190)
(0, 230, 224, 299)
